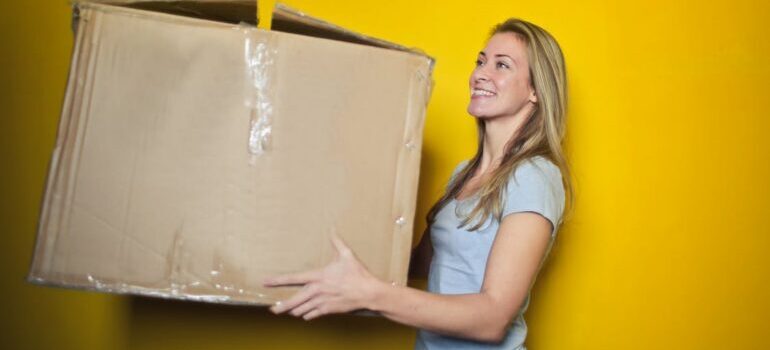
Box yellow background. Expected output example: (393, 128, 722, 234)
(2, 0, 769, 349)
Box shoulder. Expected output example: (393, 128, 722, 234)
(448, 159, 470, 184)
(511, 156, 562, 185)
(503, 156, 566, 235)
(451, 160, 470, 177)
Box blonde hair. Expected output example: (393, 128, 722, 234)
(426, 18, 573, 231)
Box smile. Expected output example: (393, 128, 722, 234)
(471, 88, 496, 97)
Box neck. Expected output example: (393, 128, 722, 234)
(477, 103, 535, 174)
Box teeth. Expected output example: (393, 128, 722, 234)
(472, 89, 495, 96)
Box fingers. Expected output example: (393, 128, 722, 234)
(330, 233, 352, 257)
(289, 295, 325, 318)
(302, 308, 325, 321)
(263, 269, 322, 287)
(272, 290, 336, 321)
(270, 284, 319, 314)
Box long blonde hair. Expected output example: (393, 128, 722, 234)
(426, 18, 573, 231)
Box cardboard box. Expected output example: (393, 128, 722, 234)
(28, 0, 433, 305)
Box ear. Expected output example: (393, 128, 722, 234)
(528, 86, 538, 104)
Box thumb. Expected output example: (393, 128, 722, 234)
(330, 233, 352, 257)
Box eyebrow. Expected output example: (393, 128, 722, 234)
(478, 52, 517, 65)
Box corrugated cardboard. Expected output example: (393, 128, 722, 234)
(28, 0, 433, 305)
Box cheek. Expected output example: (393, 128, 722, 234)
(503, 76, 530, 99)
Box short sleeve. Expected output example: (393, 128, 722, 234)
(502, 157, 566, 237)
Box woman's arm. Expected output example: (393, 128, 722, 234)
(264, 212, 553, 343)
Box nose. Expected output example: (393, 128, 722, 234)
(472, 66, 490, 83)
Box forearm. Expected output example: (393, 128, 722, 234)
(365, 280, 510, 343)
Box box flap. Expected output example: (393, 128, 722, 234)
(75, 0, 258, 25)
(271, 3, 433, 61)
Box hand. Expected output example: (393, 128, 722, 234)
(263, 235, 384, 320)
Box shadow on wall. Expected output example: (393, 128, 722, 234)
(126, 295, 415, 349)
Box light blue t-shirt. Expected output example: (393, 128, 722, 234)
(415, 156, 565, 350)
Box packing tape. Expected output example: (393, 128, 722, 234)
(242, 25, 277, 162)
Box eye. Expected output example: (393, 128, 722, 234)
(475, 59, 484, 67)
(496, 61, 510, 69)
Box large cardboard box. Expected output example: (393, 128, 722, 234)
(28, 0, 433, 305)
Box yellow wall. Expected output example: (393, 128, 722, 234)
(2, 0, 768, 349)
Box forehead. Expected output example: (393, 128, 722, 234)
(481, 32, 529, 61)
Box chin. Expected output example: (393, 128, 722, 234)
(467, 106, 485, 118)
(467, 107, 494, 119)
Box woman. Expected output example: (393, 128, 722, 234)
(264, 18, 571, 349)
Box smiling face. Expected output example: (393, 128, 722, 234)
(468, 33, 537, 119)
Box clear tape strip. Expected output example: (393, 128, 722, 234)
(242, 26, 276, 161)
(32, 275, 277, 305)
